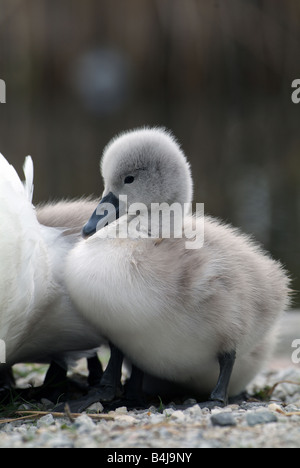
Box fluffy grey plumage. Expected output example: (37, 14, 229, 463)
(65, 128, 291, 397)
(36, 197, 98, 234)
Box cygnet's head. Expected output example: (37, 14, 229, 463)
(83, 127, 193, 238)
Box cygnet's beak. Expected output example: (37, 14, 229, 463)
(82, 191, 120, 239)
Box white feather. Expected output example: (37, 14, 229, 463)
(0, 154, 103, 367)
(0, 153, 48, 358)
(23, 156, 34, 203)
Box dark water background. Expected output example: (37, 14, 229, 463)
(0, 0, 299, 305)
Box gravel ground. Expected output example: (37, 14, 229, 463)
(0, 312, 299, 449)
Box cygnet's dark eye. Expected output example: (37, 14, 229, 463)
(124, 175, 135, 184)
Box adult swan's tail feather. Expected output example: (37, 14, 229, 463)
(0, 154, 50, 359)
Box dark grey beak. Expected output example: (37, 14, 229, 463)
(82, 191, 120, 239)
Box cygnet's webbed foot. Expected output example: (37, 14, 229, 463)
(104, 395, 147, 411)
(54, 388, 104, 413)
(94, 383, 123, 402)
(198, 399, 226, 410)
(229, 391, 250, 405)
(54, 349, 147, 413)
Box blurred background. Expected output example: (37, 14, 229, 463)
(0, 0, 299, 306)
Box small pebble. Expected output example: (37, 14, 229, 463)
(211, 412, 236, 427)
(36, 414, 55, 428)
(114, 414, 137, 424)
(170, 410, 186, 421)
(268, 403, 282, 413)
(246, 411, 278, 427)
(74, 414, 95, 433)
(115, 406, 128, 414)
(87, 402, 104, 413)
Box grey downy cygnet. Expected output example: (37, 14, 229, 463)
(65, 127, 291, 407)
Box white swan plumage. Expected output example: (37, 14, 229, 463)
(0, 154, 103, 372)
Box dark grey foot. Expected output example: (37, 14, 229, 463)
(95, 384, 123, 402)
(54, 388, 104, 413)
(54, 383, 124, 413)
(229, 391, 249, 405)
(103, 395, 147, 411)
(198, 399, 227, 410)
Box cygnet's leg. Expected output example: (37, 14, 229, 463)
(43, 359, 91, 399)
(43, 354, 103, 399)
(94, 343, 124, 401)
(0, 366, 15, 404)
(54, 343, 124, 413)
(199, 350, 236, 409)
(124, 365, 144, 402)
(0, 365, 15, 390)
(43, 360, 68, 387)
(23, 359, 98, 404)
(87, 354, 103, 386)
(26, 361, 86, 403)
(105, 365, 146, 410)
(0, 363, 68, 405)
(0, 361, 67, 405)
